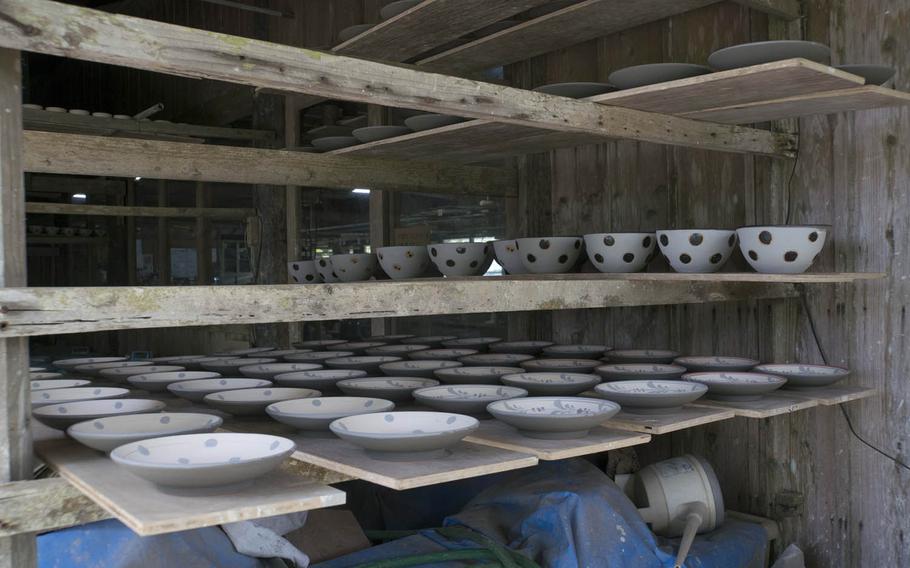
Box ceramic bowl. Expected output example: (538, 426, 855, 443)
(835, 64, 896, 86)
(490, 341, 554, 356)
(683, 372, 787, 401)
(30, 371, 64, 381)
(542, 344, 608, 359)
(239, 363, 323, 380)
(31, 386, 128, 407)
(409, 348, 479, 361)
(74, 360, 154, 378)
(100, 364, 186, 383)
(167, 378, 273, 402)
(326, 356, 403, 374)
(285, 350, 355, 364)
(212, 347, 277, 357)
(379, 360, 462, 379)
(708, 40, 831, 70)
(533, 82, 615, 98)
(352, 126, 411, 143)
(458, 353, 535, 367)
(68, 412, 223, 453)
(736, 225, 829, 274)
(337, 23, 373, 43)
(312, 136, 359, 151)
(31, 378, 92, 391)
(295, 339, 347, 349)
(315, 258, 339, 282)
(365, 344, 431, 357)
(330, 253, 377, 282)
(330, 411, 478, 456)
(441, 337, 503, 351)
(380, 0, 421, 19)
(657, 229, 737, 273)
(427, 243, 493, 277)
(501, 372, 601, 396)
(274, 369, 367, 392)
(376, 246, 430, 279)
(433, 366, 525, 385)
(250, 349, 312, 360)
(334, 341, 389, 355)
(608, 63, 712, 89)
(595, 363, 687, 381)
(179, 356, 242, 371)
(267, 397, 395, 431)
(752, 363, 849, 389)
(520, 358, 601, 374)
(487, 397, 620, 439)
(110, 433, 296, 488)
(149, 354, 207, 364)
(492, 240, 527, 275)
(365, 334, 416, 344)
(606, 349, 681, 364)
(33, 398, 166, 430)
(516, 237, 583, 274)
(594, 380, 707, 414)
(403, 113, 466, 132)
(402, 335, 458, 348)
(674, 356, 759, 373)
(336, 377, 439, 401)
(204, 387, 320, 415)
(413, 384, 528, 415)
(307, 125, 353, 138)
(584, 233, 657, 273)
(202, 357, 277, 374)
(127, 371, 221, 392)
(287, 260, 322, 284)
(52, 356, 126, 371)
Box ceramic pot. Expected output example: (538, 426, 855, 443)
(376, 245, 431, 279)
(736, 225, 829, 274)
(31, 379, 92, 391)
(584, 233, 657, 273)
(285, 351, 355, 364)
(334, 341, 389, 355)
(492, 240, 527, 275)
(607, 63, 712, 89)
(315, 258, 339, 283)
(427, 243, 493, 277)
(657, 229, 737, 273)
(402, 335, 458, 348)
(521, 358, 601, 374)
(365, 344, 431, 357)
(516, 236, 584, 274)
(330, 253, 377, 282)
(287, 260, 322, 284)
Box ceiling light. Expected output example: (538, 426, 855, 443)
(352, 188, 371, 194)
(71, 193, 87, 201)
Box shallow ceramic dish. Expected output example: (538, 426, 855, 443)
(287, 260, 322, 284)
(110, 433, 295, 488)
(337, 23, 373, 43)
(404, 113, 466, 132)
(294, 338, 347, 349)
(594, 363, 687, 381)
(458, 353, 535, 367)
(68, 412, 223, 453)
(376, 245, 430, 279)
(542, 344, 609, 359)
(487, 397, 620, 439)
(835, 64, 896, 86)
(330, 411, 478, 457)
(337, 377, 439, 401)
(239, 363, 322, 380)
(737, 225, 829, 274)
(501, 372, 600, 396)
(533, 82, 615, 98)
(402, 335, 458, 348)
(409, 348, 479, 361)
(167, 378, 272, 402)
(433, 365, 525, 385)
(708, 40, 831, 70)
(307, 125, 353, 138)
(441, 337, 503, 351)
(683, 372, 786, 401)
(127, 371, 220, 392)
(274, 369, 367, 391)
(516, 237, 584, 274)
(365, 334, 416, 343)
(205, 387, 319, 415)
(326, 356, 403, 374)
(657, 229, 737, 273)
(31, 378, 92, 391)
(584, 233, 657, 273)
(352, 126, 411, 143)
(315, 257, 339, 282)
(594, 380, 707, 414)
(30, 371, 64, 381)
(413, 385, 527, 415)
(491, 239, 527, 275)
(31, 386, 129, 407)
(99, 364, 185, 383)
(380, 0, 421, 20)
(330, 253, 377, 282)
(674, 356, 759, 373)
(427, 243, 493, 277)
(521, 358, 601, 374)
(285, 350, 355, 363)
(379, 360, 462, 379)
(605, 349, 680, 364)
(213, 347, 277, 357)
(608, 63, 712, 89)
(752, 363, 849, 389)
(149, 354, 207, 364)
(179, 356, 242, 371)
(250, 349, 312, 360)
(74, 360, 153, 378)
(334, 341, 389, 355)
(267, 397, 395, 431)
(202, 357, 277, 374)
(490, 341, 554, 356)
(365, 344, 431, 357)
(312, 136, 359, 151)
(34, 398, 165, 430)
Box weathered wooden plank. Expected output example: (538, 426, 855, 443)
(25, 202, 255, 219)
(465, 421, 650, 461)
(0, 0, 795, 157)
(691, 392, 820, 418)
(22, 131, 516, 197)
(602, 406, 735, 435)
(0, 478, 110, 537)
(733, 0, 801, 19)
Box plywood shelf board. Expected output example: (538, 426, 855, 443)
(601, 406, 735, 435)
(690, 392, 819, 418)
(465, 420, 650, 460)
(782, 385, 877, 406)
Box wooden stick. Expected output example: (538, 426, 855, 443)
(25, 202, 256, 219)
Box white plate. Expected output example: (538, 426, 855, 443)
(68, 412, 223, 453)
(33, 398, 165, 430)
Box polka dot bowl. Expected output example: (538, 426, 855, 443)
(426, 243, 493, 277)
(33, 398, 166, 430)
(329, 411, 479, 456)
(330, 253, 378, 282)
(516, 236, 584, 274)
(287, 260, 323, 284)
(584, 232, 657, 273)
(68, 412, 223, 453)
(203, 387, 321, 416)
(736, 225, 829, 274)
(376, 245, 431, 279)
(656, 229, 737, 273)
(266, 396, 395, 431)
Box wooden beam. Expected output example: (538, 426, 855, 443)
(733, 0, 801, 20)
(0, 0, 796, 158)
(27, 175, 125, 196)
(24, 202, 256, 219)
(195, 182, 210, 285)
(156, 180, 170, 285)
(23, 131, 516, 197)
(0, 478, 111, 537)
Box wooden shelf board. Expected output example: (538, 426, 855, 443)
(690, 392, 819, 418)
(32, 423, 346, 536)
(465, 420, 650, 460)
(601, 406, 735, 435)
(784, 385, 877, 406)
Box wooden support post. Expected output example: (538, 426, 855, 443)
(125, 179, 136, 285)
(195, 182, 210, 285)
(156, 180, 170, 285)
(367, 105, 393, 337)
(0, 48, 35, 568)
(285, 96, 304, 344)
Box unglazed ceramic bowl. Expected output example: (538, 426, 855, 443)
(594, 380, 708, 414)
(584, 233, 657, 273)
(608, 63, 712, 89)
(167, 378, 273, 402)
(683, 372, 787, 401)
(542, 344, 609, 359)
(501, 372, 601, 396)
(402, 335, 458, 348)
(212, 347, 277, 357)
(312, 136, 359, 151)
(365, 334, 416, 344)
(149, 354, 207, 365)
(379, 360, 462, 379)
(752, 363, 849, 389)
(737, 225, 829, 274)
(657, 229, 737, 273)
(427, 243, 493, 277)
(267, 397, 395, 431)
(409, 348, 479, 361)
(295, 339, 347, 349)
(287, 260, 322, 284)
(337, 377, 439, 401)
(68, 412, 223, 453)
(74, 360, 154, 378)
(31, 379, 92, 391)
(330, 411, 478, 457)
(31, 386, 129, 408)
(490, 341, 554, 356)
(247, 349, 312, 360)
(204, 387, 320, 415)
(376, 246, 431, 279)
(239, 363, 323, 380)
(334, 341, 389, 355)
(30, 372, 64, 381)
(99, 365, 186, 383)
(179, 356, 242, 371)
(403, 113, 466, 131)
(433, 365, 525, 385)
(52, 356, 126, 371)
(441, 337, 503, 351)
(458, 353, 535, 367)
(326, 356, 403, 374)
(285, 351, 355, 364)
(315, 258, 339, 283)
(516, 236, 584, 274)
(533, 82, 615, 98)
(202, 357, 277, 374)
(330, 253, 378, 282)
(521, 358, 601, 374)
(594, 363, 687, 381)
(274, 369, 367, 392)
(487, 397, 620, 439)
(110, 433, 295, 488)
(708, 40, 831, 70)
(492, 240, 527, 275)
(352, 126, 411, 143)
(33, 398, 166, 430)
(606, 349, 680, 364)
(365, 344, 431, 357)
(674, 356, 759, 373)
(413, 385, 527, 415)
(127, 371, 221, 392)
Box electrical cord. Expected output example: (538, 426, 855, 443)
(784, 119, 801, 225)
(799, 292, 910, 472)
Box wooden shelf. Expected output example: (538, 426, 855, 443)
(691, 392, 819, 418)
(602, 406, 735, 435)
(789, 385, 876, 406)
(464, 420, 650, 460)
(0, 273, 882, 337)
